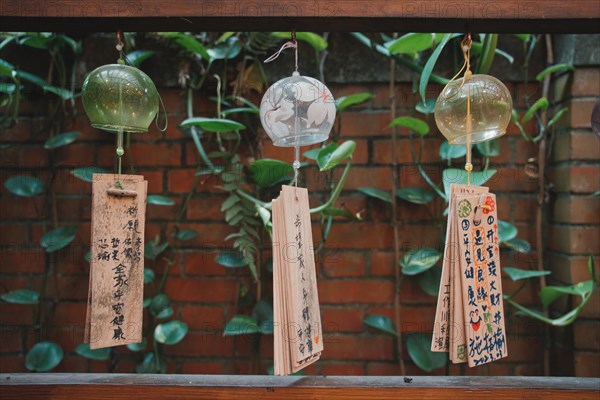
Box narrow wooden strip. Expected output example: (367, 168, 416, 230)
(1, 375, 599, 400)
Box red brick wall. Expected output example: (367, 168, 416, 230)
(0, 36, 598, 377)
(548, 66, 600, 377)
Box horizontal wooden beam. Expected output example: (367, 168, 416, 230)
(1, 374, 599, 400)
(1, 0, 600, 33)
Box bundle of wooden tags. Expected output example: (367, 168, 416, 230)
(272, 185, 324, 375)
(431, 184, 508, 367)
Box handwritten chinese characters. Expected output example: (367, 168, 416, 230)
(85, 174, 146, 349)
(432, 184, 507, 367)
(272, 185, 323, 375)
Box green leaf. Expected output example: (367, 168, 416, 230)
(513, 34, 531, 42)
(498, 220, 518, 243)
(386, 33, 434, 55)
(159, 32, 210, 60)
(364, 314, 397, 336)
(588, 255, 596, 283)
(223, 315, 260, 336)
(418, 266, 442, 296)
(335, 93, 374, 112)
(221, 107, 259, 117)
(127, 338, 147, 352)
(316, 142, 339, 171)
(207, 37, 242, 61)
(522, 98, 549, 123)
(216, 32, 235, 44)
(253, 300, 274, 334)
(257, 205, 272, 228)
(181, 117, 245, 132)
(318, 140, 356, 171)
(4, 175, 44, 197)
(216, 250, 248, 267)
(147, 194, 175, 206)
(406, 333, 447, 372)
(0, 58, 16, 78)
(547, 107, 568, 129)
(271, 32, 327, 51)
(173, 228, 199, 241)
(475, 140, 500, 157)
(136, 352, 166, 373)
(248, 159, 293, 190)
(540, 280, 594, 309)
(420, 33, 453, 104)
(470, 41, 514, 65)
(26, 341, 63, 372)
(442, 169, 497, 201)
(85, 251, 91, 263)
(396, 187, 434, 205)
(503, 267, 551, 281)
(439, 141, 467, 161)
(44, 131, 80, 149)
(357, 187, 392, 203)
(156, 306, 174, 319)
(154, 320, 188, 345)
(400, 248, 441, 276)
(143, 298, 151, 308)
(389, 116, 429, 136)
(144, 268, 155, 284)
(536, 63, 575, 82)
(70, 167, 107, 182)
(144, 237, 169, 261)
(1, 289, 39, 304)
(475, 34, 498, 75)
(18, 71, 74, 99)
(321, 207, 359, 221)
(415, 99, 436, 114)
(504, 237, 531, 253)
(40, 226, 77, 253)
(126, 50, 154, 67)
(149, 294, 170, 316)
(75, 343, 110, 361)
(303, 148, 321, 160)
(19, 34, 52, 49)
(17, 70, 48, 87)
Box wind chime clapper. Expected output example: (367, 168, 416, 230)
(260, 33, 332, 376)
(431, 34, 511, 367)
(81, 31, 162, 195)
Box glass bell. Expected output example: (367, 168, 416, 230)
(434, 74, 512, 145)
(82, 64, 159, 133)
(260, 71, 336, 147)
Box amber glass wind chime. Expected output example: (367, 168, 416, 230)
(81, 33, 164, 350)
(259, 33, 335, 375)
(431, 35, 512, 367)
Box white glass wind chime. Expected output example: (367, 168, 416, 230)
(431, 34, 511, 367)
(260, 33, 334, 375)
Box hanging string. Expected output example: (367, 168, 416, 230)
(114, 31, 126, 189)
(460, 34, 473, 186)
(264, 31, 298, 72)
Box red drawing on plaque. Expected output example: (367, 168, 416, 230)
(469, 310, 482, 332)
(483, 196, 495, 214)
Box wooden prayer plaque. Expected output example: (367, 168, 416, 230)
(272, 185, 323, 375)
(85, 174, 147, 349)
(432, 184, 507, 367)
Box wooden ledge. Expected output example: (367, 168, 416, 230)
(1, 0, 600, 33)
(1, 374, 599, 400)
